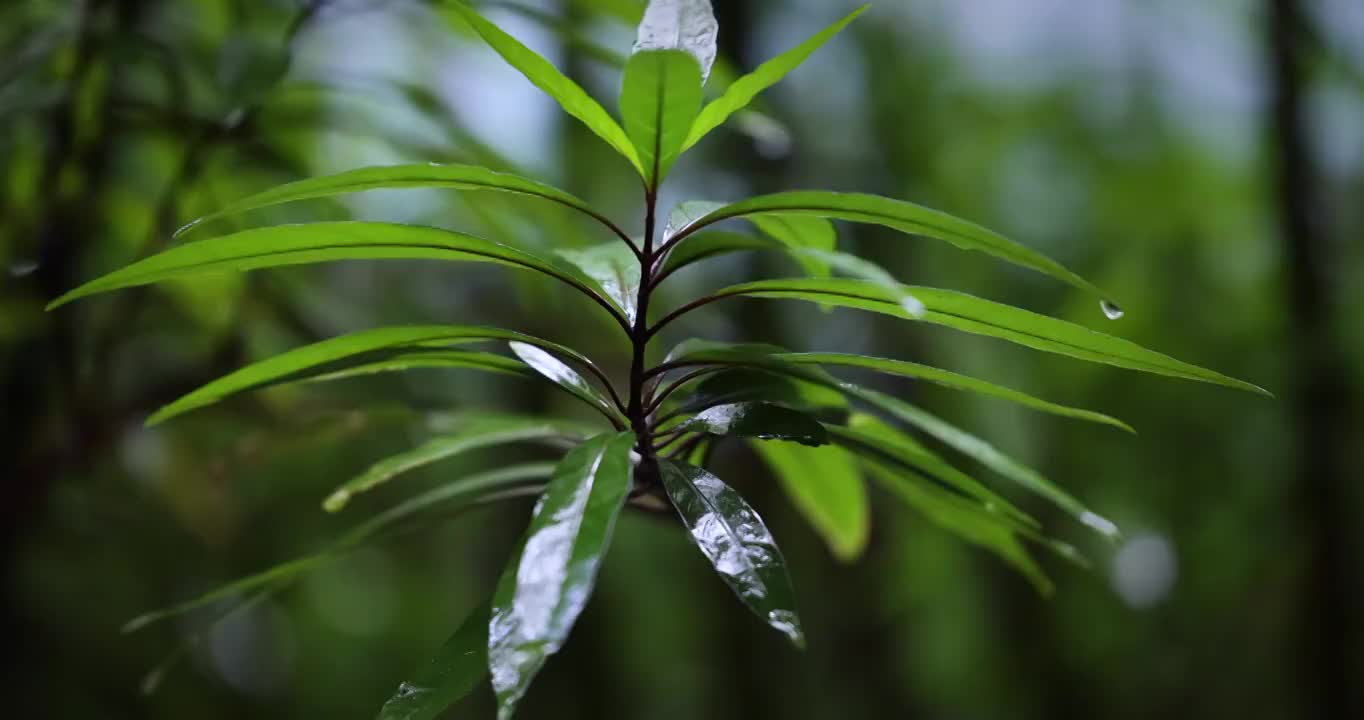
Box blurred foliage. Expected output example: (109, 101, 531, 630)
(2, 0, 1361, 718)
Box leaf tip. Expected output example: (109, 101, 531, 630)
(121, 614, 154, 634)
(323, 490, 350, 513)
(172, 217, 204, 239)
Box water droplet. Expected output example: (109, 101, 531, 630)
(899, 293, 927, 318)
(1100, 300, 1124, 320)
(746, 546, 774, 564)
(1080, 510, 1121, 540)
(8, 260, 39, 277)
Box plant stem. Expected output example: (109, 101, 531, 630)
(627, 188, 659, 464)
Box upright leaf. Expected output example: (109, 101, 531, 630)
(753, 440, 869, 562)
(509, 341, 626, 424)
(377, 602, 491, 720)
(674, 402, 829, 445)
(620, 49, 704, 187)
(489, 432, 636, 718)
(633, 0, 718, 81)
(683, 6, 867, 149)
(449, 3, 644, 176)
(658, 459, 805, 647)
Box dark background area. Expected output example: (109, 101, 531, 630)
(2, 0, 1361, 717)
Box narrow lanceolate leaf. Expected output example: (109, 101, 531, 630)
(145, 325, 604, 426)
(675, 402, 829, 445)
(449, 3, 643, 176)
(702, 278, 1269, 394)
(633, 0, 719, 81)
(658, 460, 805, 647)
(377, 602, 491, 720)
(490, 432, 636, 719)
(509, 342, 626, 424)
(778, 352, 1133, 432)
(752, 440, 869, 562)
(175, 164, 618, 238)
(671, 191, 1109, 298)
(46, 223, 623, 326)
(324, 415, 591, 512)
(683, 6, 867, 150)
(620, 49, 703, 187)
(558, 242, 641, 324)
(749, 215, 835, 278)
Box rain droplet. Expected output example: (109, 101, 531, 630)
(1100, 300, 1124, 320)
(1080, 510, 1122, 541)
(8, 260, 39, 277)
(746, 546, 774, 564)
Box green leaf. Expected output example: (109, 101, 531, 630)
(749, 214, 835, 278)
(658, 459, 804, 646)
(699, 278, 1269, 394)
(663, 200, 726, 239)
(145, 325, 608, 426)
(683, 6, 867, 150)
(509, 341, 626, 424)
(658, 230, 771, 273)
(490, 432, 636, 718)
(778, 352, 1133, 432)
(632, 0, 719, 81)
(324, 415, 591, 512)
(123, 463, 553, 634)
(675, 402, 829, 445)
(46, 222, 627, 328)
(377, 602, 491, 720)
(557, 242, 641, 324)
(670, 191, 1109, 298)
(620, 49, 704, 187)
(303, 350, 528, 384)
(449, 3, 644, 176)
(752, 441, 869, 562)
(174, 163, 621, 239)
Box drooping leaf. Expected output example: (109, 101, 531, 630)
(674, 402, 829, 445)
(667, 191, 1109, 298)
(657, 459, 805, 646)
(752, 440, 869, 562)
(174, 164, 623, 240)
(779, 352, 1133, 432)
(490, 432, 636, 718)
(123, 463, 554, 634)
(304, 350, 528, 384)
(145, 325, 608, 426)
(683, 6, 867, 150)
(632, 0, 718, 81)
(557, 242, 641, 324)
(377, 602, 491, 720)
(619, 49, 704, 187)
(46, 222, 629, 329)
(324, 415, 592, 512)
(691, 278, 1269, 394)
(448, 2, 644, 176)
(509, 341, 626, 424)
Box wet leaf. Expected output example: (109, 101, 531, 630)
(558, 242, 641, 324)
(509, 341, 626, 424)
(377, 602, 490, 720)
(632, 0, 718, 81)
(752, 440, 869, 562)
(675, 402, 828, 445)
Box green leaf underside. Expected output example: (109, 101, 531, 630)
(378, 602, 491, 720)
(450, 3, 644, 176)
(749, 214, 835, 278)
(702, 279, 1268, 394)
(489, 432, 636, 719)
(508, 341, 624, 423)
(175, 163, 609, 237)
(620, 49, 703, 187)
(123, 463, 554, 634)
(658, 459, 805, 647)
(677, 402, 829, 445)
(324, 416, 592, 512)
(558, 242, 641, 324)
(677, 191, 1107, 298)
(683, 6, 868, 150)
(46, 222, 625, 321)
(144, 325, 604, 426)
(752, 440, 869, 562)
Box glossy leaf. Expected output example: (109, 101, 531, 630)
(632, 0, 719, 81)
(700, 278, 1269, 394)
(305, 350, 528, 384)
(489, 432, 636, 718)
(658, 230, 771, 273)
(669, 191, 1108, 298)
(658, 459, 804, 646)
(779, 352, 1133, 432)
(145, 325, 605, 426)
(558, 241, 641, 324)
(620, 49, 704, 187)
(175, 163, 620, 239)
(449, 3, 644, 176)
(663, 200, 725, 239)
(752, 440, 869, 562)
(377, 602, 491, 720)
(749, 214, 835, 278)
(683, 6, 867, 150)
(509, 341, 626, 424)
(324, 415, 591, 512)
(46, 222, 624, 327)
(675, 402, 829, 445)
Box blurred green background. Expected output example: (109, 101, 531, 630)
(3, 0, 1361, 717)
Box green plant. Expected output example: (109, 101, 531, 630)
(50, 2, 1267, 717)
